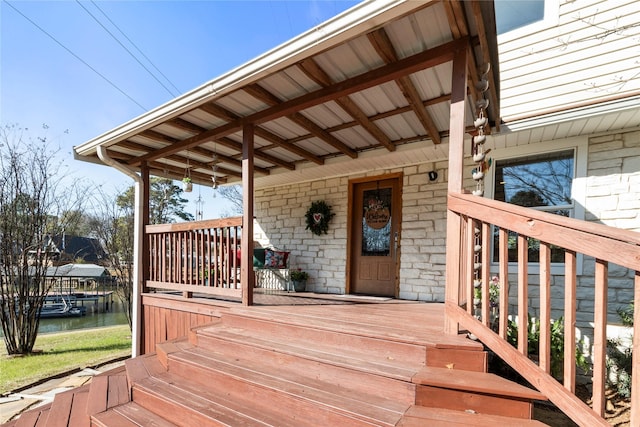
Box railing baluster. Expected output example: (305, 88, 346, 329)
(632, 271, 640, 427)
(592, 258, 608, 417)
(465, 216, 475, 315)
(564, 250, 577, 392)
(517, 234, 528, 355)
(445, 193, 637, 426)
(539, 241, 551, 374)
(481, 222, 491, 326)
(498, 227, 509, 339)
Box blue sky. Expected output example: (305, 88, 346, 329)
(0, 0, 359, 219)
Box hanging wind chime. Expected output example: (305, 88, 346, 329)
(471, 64, 492, 319)
(471, 63, 492, 197)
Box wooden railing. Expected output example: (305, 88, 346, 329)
(146, 217, 243, 299)
(446, 192, 639, 426)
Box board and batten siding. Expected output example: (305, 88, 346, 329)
(498, 0, 640, 121)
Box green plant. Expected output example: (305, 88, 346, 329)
(607, 301, 634, 398)
(617, 302, 634, 327)
(507, 315, 589, 381)
(474, 275, 500, 308)
(182, 177, 192, 183)
(290, 269, 309, 281)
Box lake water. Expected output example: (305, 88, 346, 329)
(37, 300, 129, 334)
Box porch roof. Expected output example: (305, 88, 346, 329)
(73, 0, 500, 189)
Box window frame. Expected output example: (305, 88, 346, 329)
(496, 0, 559, 43)
(484, 136, 587, 275)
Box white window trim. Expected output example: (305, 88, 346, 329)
(484, 135, 588, 275)
(497, 0, 560, 43)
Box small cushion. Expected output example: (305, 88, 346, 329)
(264, 248, 289, 269)
(253, 248, 266, 268)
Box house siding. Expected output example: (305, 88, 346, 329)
(498, 0, 640, 120)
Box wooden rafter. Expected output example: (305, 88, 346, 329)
(129, 37, 464, 166)
(367, 28, 442, 145)
(199, 102, 323, 164)
(136, 129, 270, 176)
(297, 58, 396, 152)
(215, 136, 295, 171)
(443, 0, 496, 135)
(243, 84, 357, 159)
(296, 93, 451, 139)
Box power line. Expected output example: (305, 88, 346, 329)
(80, 0, 181, 97)
(90, 0, 181, 96)
(3, 0, 148, 112)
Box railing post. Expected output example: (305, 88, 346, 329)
(632, 271, 640, 427)
(444, 42, 468, 334)
(242, 123, 255, 306)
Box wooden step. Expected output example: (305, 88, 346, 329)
(14, 404, 50, 427)
(398, 405, 549, 426)
(160, 338, 415, 404)
(413, 366, 546, 419)
(46, 387, 91, 427)
(85, 368, 130, 418)
(201, 311, 432, 368)
(92, 402, 175, 427)
(192, 323, 421, 381)
(133, 370, 377, 426)
(223, 306, 482, 353)
(426, 347, 488, 372)
(160, 344, 408, 426)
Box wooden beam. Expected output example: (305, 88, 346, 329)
(131, 38, 464, 165)
(298, 58, 395, 152)
(241, 123, 254, 306)
(367, 28, 442, 144)
(244, 84, 357, 158)
(200, 102, 322, 164)
(216, 136, 295, 171)
(444, 41, 469, 335)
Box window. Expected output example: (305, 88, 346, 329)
(493, 150, 575, 263)
(495, 0, 545, 34)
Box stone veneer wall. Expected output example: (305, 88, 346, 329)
(505, 130, 639, 337)
(253, 130, 638, 318)
(252, 160, 476, 300)
(579, 130, 640, 325)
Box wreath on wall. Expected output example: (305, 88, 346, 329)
(305, 200, 335, 236)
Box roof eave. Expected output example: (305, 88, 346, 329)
(73, 0, 433, 161)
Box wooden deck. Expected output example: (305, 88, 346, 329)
(5, 301, 549, 426)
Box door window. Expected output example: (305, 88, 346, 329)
(361, 188, 392, 256)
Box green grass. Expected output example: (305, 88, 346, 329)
(0, 324, 132, 395)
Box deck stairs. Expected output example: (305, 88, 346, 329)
(5, 304, 549, 426)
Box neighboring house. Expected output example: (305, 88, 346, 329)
(26, 234, 107, 266)
(71, 0, 638, 424)
(50, 234, 108, 265)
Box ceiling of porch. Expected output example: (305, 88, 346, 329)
(74, 0, 500, 189)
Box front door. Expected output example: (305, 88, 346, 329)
(348, 174, 402, 297)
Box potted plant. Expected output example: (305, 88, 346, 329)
(182, 177, 192, 192)
(290, 269, 309, 292)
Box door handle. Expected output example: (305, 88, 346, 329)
(394, 231, 399, 259)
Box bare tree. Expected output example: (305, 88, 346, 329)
(218, 185, 243, 216)
(88, 189, 135, 330)
(0, 125, 84, 354)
